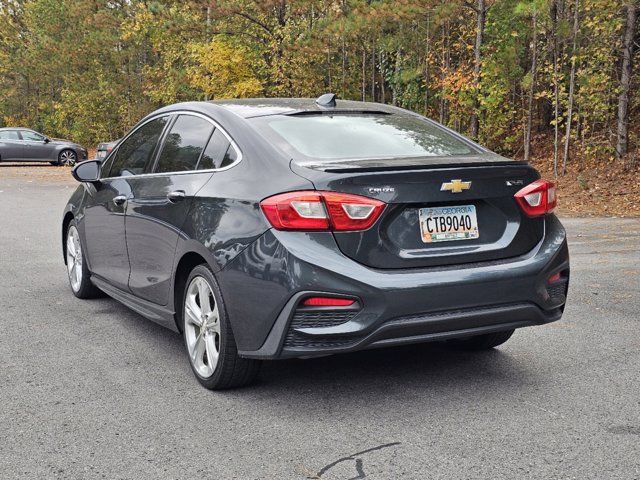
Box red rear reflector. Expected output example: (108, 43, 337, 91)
(301, 297, 355, 307)
(547, 272, 562, 284)
(514, 179, 557, 217)
(260, 190, 385, 231)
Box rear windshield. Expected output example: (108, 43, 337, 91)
(251, 113, 477, 162)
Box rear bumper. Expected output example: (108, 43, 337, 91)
(219, 215, 569, 359)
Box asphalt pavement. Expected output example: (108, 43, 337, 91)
(1, 165, 639, 479)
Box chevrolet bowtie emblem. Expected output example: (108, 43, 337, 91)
(441, 179, 472, 193)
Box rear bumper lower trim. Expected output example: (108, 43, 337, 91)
(239, 301, 561, 359)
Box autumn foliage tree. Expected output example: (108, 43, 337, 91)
(0, 0, 638, 172)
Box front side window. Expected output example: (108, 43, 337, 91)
(107, 116, 169, 177)
(155, 115, 214, 173)
(252, 113, 477, 163)
(21, 130, 45, 141)
(0, 130, 19, 140)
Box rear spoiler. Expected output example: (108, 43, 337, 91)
(295, 157, 528, 173)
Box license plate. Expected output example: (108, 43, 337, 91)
(419, 205, 479, 243)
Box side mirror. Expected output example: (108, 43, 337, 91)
(72, 159, 101, 183)
(44, 137, 50, 143)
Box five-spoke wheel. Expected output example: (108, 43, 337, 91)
(66, 225, 83, 292)
(65, 220, 100, 298)
(184, 276, 221, 378)
(182, 264, 261, 389)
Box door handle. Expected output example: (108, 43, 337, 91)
(113, 195, 127, 206)
(167, 190, 186, 203)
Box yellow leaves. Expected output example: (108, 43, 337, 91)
(188, 39, 263, 99)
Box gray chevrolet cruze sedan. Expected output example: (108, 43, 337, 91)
(62, 96, 570, 389)
(0, 127, 87, 165)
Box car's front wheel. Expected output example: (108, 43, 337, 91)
(58, 149, 77, 166)
(182, 264, 261, 390)
(65, 221, 100, 298)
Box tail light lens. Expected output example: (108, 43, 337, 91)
(260, 191, 386, 231)
(514, 179, 557, 217)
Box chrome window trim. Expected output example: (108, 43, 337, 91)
(100, 110, 243, 180)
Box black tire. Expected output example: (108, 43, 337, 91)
(58, 149, 77, 166)
(65, 219, 101, 299)
(181, 264, 261, 390)
(447, 329, 515, 350)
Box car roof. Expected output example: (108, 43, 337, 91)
(208, 98, 404, 119)
(0, 127, 34, 131)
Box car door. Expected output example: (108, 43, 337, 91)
(0, 130, 23, 160)
(82, 115, 170, 291)
(20, 130, 52, 161)
(125, 113, 225, 305)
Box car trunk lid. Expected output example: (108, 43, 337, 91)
(291, 159, 543, 269)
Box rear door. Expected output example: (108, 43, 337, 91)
(83, 115, 170, 290)
(0, 130, 23, 160)
(125, 113, 226, 305)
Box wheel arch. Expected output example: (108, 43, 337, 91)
(173, 251, 210, 333)
(62, 211, 75, 264)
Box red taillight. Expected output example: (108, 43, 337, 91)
(514, 179, 557, 217)
(260, 190, 386, 231)
(301, 297, 355, 307)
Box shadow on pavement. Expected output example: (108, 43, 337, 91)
(0, 162, 62, 167)
(85, 293, 538, 411)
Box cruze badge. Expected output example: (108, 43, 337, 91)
(441, 179, 471, 193)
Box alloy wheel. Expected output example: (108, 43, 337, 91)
(60, 150, 77, 166)
(66, 226, 83, 292)
(184, 276, 221, 378)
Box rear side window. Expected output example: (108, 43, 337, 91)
(155, 115, 214, 173)
(197, 129, 230, 170)
(108, 116, 169, 177)
(0, 130, 19, 140)
(252, 114, 476, 162)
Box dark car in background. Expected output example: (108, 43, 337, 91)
(62, 95, 570, 390)
(96, 139, 120, 160)
(0, 128, 87, 165)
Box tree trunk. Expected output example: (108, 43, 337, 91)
(371, 40, 376, 101)
(616, 1, 638, 159)
(469, 0, 486, 140)
(424, 14, 430, 113)
(362, 48, 366, 101)
(380, 50, 386, 103)
(551, 0, 560, 178)
(392, 49, 402, 106)
(524, 9, 538, 162)
(562, 0, 580, 174)
(440, 20, 450, 125)
(341, 37, 346, 98)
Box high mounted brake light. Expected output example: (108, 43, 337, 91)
(514, 179, 557, 217)
(260, 191, 386, 231)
